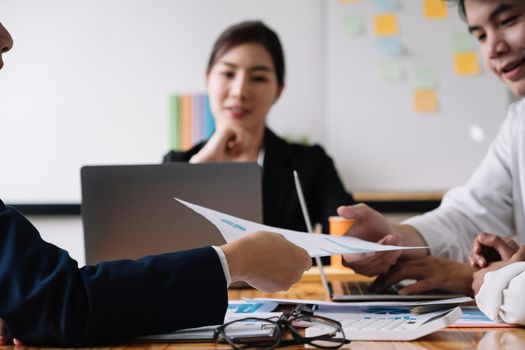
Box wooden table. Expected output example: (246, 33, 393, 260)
(5, 269, 524, 349)
(229, 268, 525, 349)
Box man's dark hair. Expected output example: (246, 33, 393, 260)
(446, 0, 467, 20)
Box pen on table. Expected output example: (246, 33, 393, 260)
(410, 303, 458, 315)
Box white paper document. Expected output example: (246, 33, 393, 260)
(135, 300, 281, 341)
(175, 197, 426, 257)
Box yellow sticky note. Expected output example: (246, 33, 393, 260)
(414, 90, 438, 113)
(454, 52, 481, 76)
(374, 14, 399, 36)
(424, 0, 447, 19)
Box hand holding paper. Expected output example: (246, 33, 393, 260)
(175, 198, 426, 258)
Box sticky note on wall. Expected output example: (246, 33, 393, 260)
(424, 0, 447, 19)
(413, 67, 437, 89)
(342, 14, 365, 36)
(414, 90, 439, 113)
(373, 0, 400, 12)
(377, 37, 402, 56)
(454, 52, 481, 76)
(380, 58, 404, 81)
(374, 14, 399, 36)
(452, 31, 477, 53)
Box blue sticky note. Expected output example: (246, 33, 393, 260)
(377, 37, 402, 56)
(373, 0, 400, 11)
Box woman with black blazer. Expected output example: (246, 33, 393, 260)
(164, 21, 354, 233)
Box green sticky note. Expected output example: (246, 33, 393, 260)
(452, 31, 477, 53)
(342, 13, 365, 36)
(413, 67, 437, 89)
(380, 59, 404, 81)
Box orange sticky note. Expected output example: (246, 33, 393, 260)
(454, 52, 481, 76)
(424, 0, 447, 19)
(374, 14, 399, 36)
(414, 90, 438, 113)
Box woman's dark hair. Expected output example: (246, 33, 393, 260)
(446, 0, 467, 20)
(207, 20, 285, 87)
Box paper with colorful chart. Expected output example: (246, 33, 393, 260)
(175, 197, 426, 257)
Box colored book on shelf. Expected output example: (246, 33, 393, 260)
(191, 94, 203, 145)
(169, 94, 180, 151)
(180, 94, 193, 150)
(204, 94, 215, 138)
(169, 93, 214, 150)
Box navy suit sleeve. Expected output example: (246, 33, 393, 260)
(0, 200, 228, 346)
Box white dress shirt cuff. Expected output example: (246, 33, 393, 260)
(212, 245, 232, 287)
(476, 261, 525, 324)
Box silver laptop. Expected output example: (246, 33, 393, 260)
(326, 276, 464, 302)
(293, 171, 464, 302)
(81, 163, 262, 265)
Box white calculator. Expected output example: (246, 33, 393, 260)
(306, 307, 462, 341)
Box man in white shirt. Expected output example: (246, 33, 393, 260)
(337, 0, 525, 323)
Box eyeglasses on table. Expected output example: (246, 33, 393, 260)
(213, 314, 350, 349)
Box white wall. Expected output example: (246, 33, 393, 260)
(1, 0, 324, 203)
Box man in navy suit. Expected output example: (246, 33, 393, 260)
(0, 22, 311, 346)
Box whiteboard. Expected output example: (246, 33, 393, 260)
(0, 0, 511, 204)
(324, 0, 509, 192)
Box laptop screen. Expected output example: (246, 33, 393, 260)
(81, 162, 262, 264)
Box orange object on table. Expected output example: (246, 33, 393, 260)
(329, 216, 355, 268)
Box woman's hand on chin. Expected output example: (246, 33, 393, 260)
(190, 124, 256, 162)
